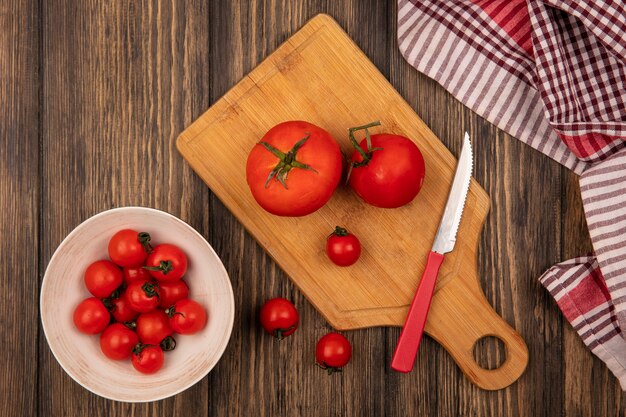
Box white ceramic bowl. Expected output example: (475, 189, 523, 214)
(40, 207, 235, 402)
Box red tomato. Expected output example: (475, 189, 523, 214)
(99, 323, 139, 360)
(316, 332, 352, 373)
(125, 280, 160, 313)
(348, 125, 425, 208)
(259, 298, 298, 339)
(107, 291, 139, 323)
(84, 260, 123, 298)
(73, 297, 110, 334)
(158, 280, 189, 309)
(167, 299, 207, 335)
(136, 310, 173, 345)
(108, 229, 152, 267)
(144, 244, 188, 282)
(246, 121, 342, 216)
(123, 266, 152, 285)
(131, 344, 164, 374)
(326, 226, 361, 267)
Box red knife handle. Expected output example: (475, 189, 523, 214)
(391, 251, 445, 373)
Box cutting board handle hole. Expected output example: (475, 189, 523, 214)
(472, 336, 506, 370)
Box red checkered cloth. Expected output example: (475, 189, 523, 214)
(398, 0, 626, 386)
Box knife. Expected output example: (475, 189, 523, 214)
(391, 132, 473, 373)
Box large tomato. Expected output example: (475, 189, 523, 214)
(348, 123, 425, 208)
(246, 121, 342, 216)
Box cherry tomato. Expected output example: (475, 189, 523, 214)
(73, 297, 110, 334)
(122, 266, 152, 285)
(259, 298, 298, 339)
(326, 226, 361, 267)
(84, 260, 123, 298)
(99, 323, 139, 360)
(144, 244, 188, 282)
(348, 123, 425, 208)
(106, 291, 139, 323)
(246, 121, 342, 216)
(125, 280, 160, 313)
(167, 299, 207, 335)
(136, 310, 173, 345)
(158, 280, 189, 309)
(131, 344, 164, 374)
(316, 332, 352, 373)
(108, 229, 152, 267)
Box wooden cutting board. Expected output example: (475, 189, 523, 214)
(177, 14, 528, 390)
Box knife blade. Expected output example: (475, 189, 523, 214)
(391, 132, 473, 373)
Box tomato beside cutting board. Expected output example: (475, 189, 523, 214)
(246, 121, 342, 217)
(259, 297, 299, 339)
(316, 332, 352, 373)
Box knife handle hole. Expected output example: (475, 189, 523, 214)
(473, 336, 506, 370)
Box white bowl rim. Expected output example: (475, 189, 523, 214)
(40, 206, 236, 402)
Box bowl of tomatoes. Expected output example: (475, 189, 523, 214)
(40, 207, 235, 402)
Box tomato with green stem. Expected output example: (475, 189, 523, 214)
(125, 280, 160, 313)
(131, 344, 164, 374)
(259, 298, 298, 340)
(166, 299, 207, 335)
(246, 121, 342, 217)
(326, 226, 361, 267)
(347, 121, 425, 208)
(144, 244, 188, 282)
(108, 229, 152, 268)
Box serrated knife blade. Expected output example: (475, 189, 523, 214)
(391, 132, 473, 373)
(432, 132, 473, 254)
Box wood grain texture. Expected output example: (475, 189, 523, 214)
(0, 0, 623, 415)
(0, 1, 40, 417)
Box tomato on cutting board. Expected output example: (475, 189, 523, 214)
(246, 121, 342, 216)
(326, 226, 361, 267)
(259, 297, 299, 339)
(347, 122, 425, 208)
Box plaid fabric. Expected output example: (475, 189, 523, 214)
(398, 0, 626, 387)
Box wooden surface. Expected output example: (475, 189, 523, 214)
(1, 0, 624, 415)
(177, 14, 527, 391)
